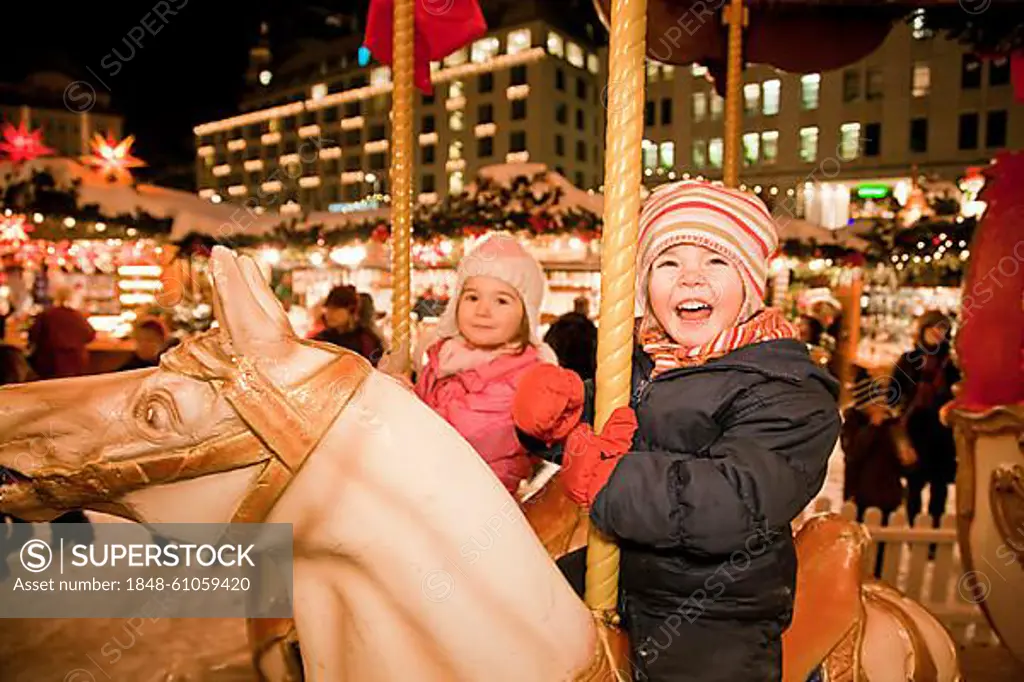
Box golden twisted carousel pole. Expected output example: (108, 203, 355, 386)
(722, 0, 747, 188)
(389, 0, 415, 371)
(587, 0, 648, 620)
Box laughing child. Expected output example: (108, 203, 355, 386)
(514, 181, 841, 681)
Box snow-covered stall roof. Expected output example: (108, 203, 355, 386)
(775, 216, 868, 250)
(472, 162, 604, 216)
(0, 158, 287, 239)
(1, 158, 604, 241)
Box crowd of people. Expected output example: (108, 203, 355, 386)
(0, 179, 966, 682)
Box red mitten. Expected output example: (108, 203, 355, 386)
(513, 364, 585, 444)
(560, 407, 638, 508)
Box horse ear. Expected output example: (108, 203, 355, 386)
(209, 246, 288, 350)
(237, 254, 295, 336)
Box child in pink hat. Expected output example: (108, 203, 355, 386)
(416, 233, 556, 494)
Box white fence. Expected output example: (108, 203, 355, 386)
(799, 498, 999, 647)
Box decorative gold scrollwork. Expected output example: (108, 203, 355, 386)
(990, 464, 1024, 570)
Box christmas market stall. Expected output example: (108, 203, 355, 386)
(0, 129, 283, 370)
(768, 168, 982, 389)
(171, 163, 605, 344)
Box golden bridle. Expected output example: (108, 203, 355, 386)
(0, 330, 372, 524)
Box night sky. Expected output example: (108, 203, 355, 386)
(0, 1, 369, 187)
(1, 1, 600, 188)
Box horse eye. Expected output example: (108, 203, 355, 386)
(145, 404, 167, 430)
(137, 394, 176, 434)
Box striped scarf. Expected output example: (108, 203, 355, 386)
(639, 308, 801, 378)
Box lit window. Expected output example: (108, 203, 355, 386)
(710, 93, 723, 119)
(743, 132, 760, 166)
(311, 83, 328, 100)
(371, 67, 391, 87)
(647, 62, 660, 82)
(743, 83, 760, 115)
(444, 48, 468, 67)
(911, 9, 933, 40)
(691, 64, 708, 78)
(840, 122, 861, 160)
(587, 53, 600, 75)
(692, 93, 707, 122)
(662, 65, 675, 80)
(692, 139, 707, 168)
(567, 43, 584, 68)
(259, 70, 272, 86)
(800, 126, 819, 162)
(708, 138, 723, 169)
(801, 74, 821, 110)
(449, 171, 465, 194)
(641, 139, 658, 170)
(762, 79, 780, 116)
(449, 80, 464, 99)
(912, 63, 930, 97)
(659, 141, 675, 169)
(448, 140, 463, 160)
(547, 32, 564, 57)
(471, 36, 500, 64)
(449, 110, 464, 131)
(761, 130, 779, 164)
(507, 28, 531, 56)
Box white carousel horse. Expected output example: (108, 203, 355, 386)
(0, 247, 605, 681)
(0, 246, 959, 681)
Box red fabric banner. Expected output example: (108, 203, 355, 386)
(953, 150, 1024, 410)
(364, 0, 487, 94)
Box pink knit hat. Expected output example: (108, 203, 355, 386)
(436, 232, 548, 346)
(635, 181, 779, 323)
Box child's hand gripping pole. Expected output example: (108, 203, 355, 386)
(560, 408, 637, 508)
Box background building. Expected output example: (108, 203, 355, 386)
(0, 72, 123, 158)
(193, 0, 607, 214)
(643, 16, 1022, 225)
(196, 7, 1021, 225)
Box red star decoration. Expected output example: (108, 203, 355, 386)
(0, 121, 55, 164)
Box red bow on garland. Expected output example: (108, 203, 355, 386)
(364, 0, 488, 94)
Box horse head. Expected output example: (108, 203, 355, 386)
(1, 246, 600, 681)
(0, 246, 357, 525)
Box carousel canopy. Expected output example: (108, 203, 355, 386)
(593, 0, 1024, 93)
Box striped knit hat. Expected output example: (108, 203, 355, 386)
(636, 180, 779, 324)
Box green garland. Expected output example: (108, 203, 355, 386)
(174, 170, 604, 255)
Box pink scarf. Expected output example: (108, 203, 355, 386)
(436, 336, 525, 378)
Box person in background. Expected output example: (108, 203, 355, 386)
(841, 367, 905, 577)
(798, 314, 824, 346)
(543, 296, 598, 382)
(27, 285, 96, 379)
(890, 310, 960, 530)
(117, 318, 170, 372)
(798, 314, 832, 371)
(313, 284, 384, 365)
(357, 292, 385, 349)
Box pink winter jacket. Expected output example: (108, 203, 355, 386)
(416, 340, 546, 493)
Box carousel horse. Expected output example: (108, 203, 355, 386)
(0, 247, 959, 681)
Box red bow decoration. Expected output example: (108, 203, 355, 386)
(364, 0, 488, 94)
